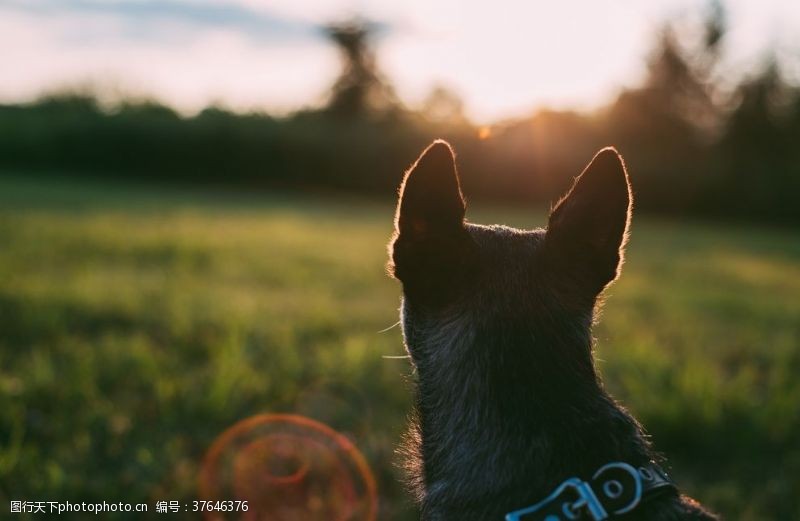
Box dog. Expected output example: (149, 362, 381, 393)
(387, 140, 717, 520)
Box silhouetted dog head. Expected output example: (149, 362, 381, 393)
(387, 141, 716, 520)
(390, 139, 630, 359)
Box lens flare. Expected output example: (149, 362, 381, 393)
(199, 414, 378, 521)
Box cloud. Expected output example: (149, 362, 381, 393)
(0, 0, 323, 44)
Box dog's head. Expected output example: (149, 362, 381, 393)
(387, 142, 718, 521)
(388, 140, 631, 390)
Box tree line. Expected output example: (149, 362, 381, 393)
(1, 10, 798, 223)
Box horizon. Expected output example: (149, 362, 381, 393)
(2, 0, 799, 123)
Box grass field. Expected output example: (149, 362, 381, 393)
(0, 175, 799, 519)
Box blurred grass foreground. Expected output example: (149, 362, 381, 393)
(0, 176, 798, 519)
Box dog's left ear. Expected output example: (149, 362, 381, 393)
(394, 140, 466, 240)
(389, 140, 473, 295)
(546, 147, 632, 296)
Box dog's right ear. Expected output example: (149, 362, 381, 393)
(545, 147, 632, 298)
(389, 140, 472, 294)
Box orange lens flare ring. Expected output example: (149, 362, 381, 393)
(200, 414, 378, 521)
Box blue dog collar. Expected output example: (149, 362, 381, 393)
(506, 462, 677, 521)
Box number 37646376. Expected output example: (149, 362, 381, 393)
(192, 500, 249, 512)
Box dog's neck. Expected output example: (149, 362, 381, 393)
(402, 303, 655, 520)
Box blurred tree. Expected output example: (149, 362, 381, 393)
(717, 60, 800, 221)
(603, 3, 727, 213)
(324, 20, 400, 118)
(421, 85, 469, 126)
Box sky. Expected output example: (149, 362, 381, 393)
(1, 0, 799, 123)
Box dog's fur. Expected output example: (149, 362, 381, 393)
(388, 141, 717, 520)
